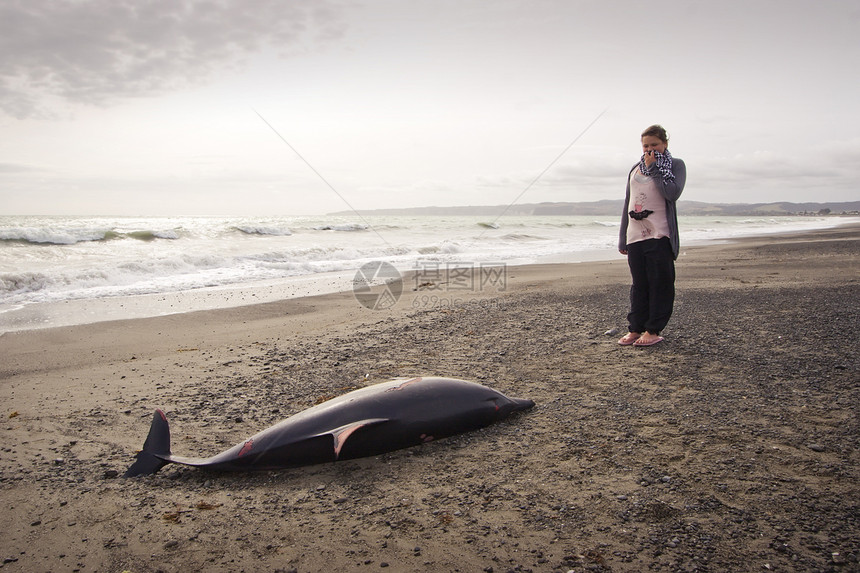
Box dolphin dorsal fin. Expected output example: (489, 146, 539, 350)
(326, 418, 389, 458)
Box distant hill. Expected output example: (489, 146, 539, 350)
(676, 201, 860, 216)
(330, 201, 860, 217)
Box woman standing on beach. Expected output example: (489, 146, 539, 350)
(617, 125, 686, 347)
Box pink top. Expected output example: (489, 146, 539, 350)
(626, 168, 672, 245)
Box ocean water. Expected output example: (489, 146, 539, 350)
(1, 214, 854, 331)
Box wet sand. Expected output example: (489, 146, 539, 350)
(1, 224, 858, 572)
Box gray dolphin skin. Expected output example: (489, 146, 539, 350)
(124, 377, 534, 477)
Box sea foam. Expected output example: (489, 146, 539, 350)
(1, 214, 853, 329)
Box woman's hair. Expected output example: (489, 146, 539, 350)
(641, 124, 669, 143)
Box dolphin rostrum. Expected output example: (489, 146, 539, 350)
(124, 377, 534, 476)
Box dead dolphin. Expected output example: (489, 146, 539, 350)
(124, 376, 534, 476)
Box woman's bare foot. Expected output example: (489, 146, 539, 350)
(618, 332, 641, 345)
(632, 332, 664, 346)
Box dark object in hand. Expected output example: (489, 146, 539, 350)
(629, 209, 653, 221)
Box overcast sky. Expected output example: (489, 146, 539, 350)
(1, 0, 858, 216)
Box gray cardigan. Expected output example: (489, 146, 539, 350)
(618, 157, 686, 260)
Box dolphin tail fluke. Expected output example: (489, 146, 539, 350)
(124, 409, 172, 477)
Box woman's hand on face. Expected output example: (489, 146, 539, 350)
(643, 149, 656, 167)
(641, 135, 665, 166)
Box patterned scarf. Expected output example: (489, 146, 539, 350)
(639, 150, 675, 182)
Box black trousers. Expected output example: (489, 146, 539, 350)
(626, 237, 675, 335)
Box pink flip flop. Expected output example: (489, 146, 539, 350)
(633, 336, 664, 347)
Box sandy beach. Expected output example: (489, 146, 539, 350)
(1, 224, 858, 572)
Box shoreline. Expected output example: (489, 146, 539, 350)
(1, 223, 858, 572)
(2, 218, 858, 334)
(2, 223, 858, 377)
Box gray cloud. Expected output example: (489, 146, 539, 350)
(0, 0, 346, 118)
(0, 162, 44, 173)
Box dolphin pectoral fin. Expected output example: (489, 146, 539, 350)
(124, 409, 172, 477)
(328, 418, 389, 459)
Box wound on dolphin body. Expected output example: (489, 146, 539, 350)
(238, 440, 254, 457)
